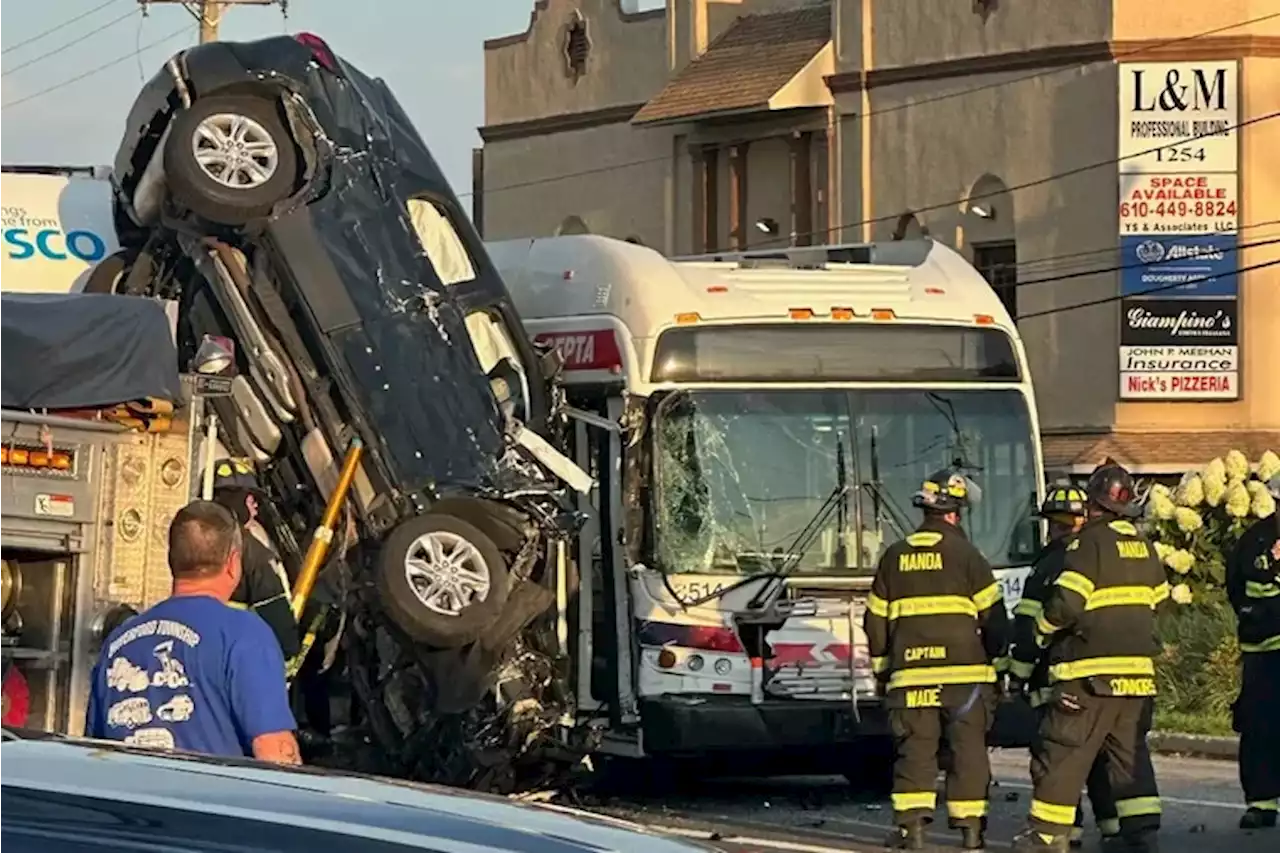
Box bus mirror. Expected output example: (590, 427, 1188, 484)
(563, 405, 620, 434)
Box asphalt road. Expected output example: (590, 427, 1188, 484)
(583, 749, 1275, 852)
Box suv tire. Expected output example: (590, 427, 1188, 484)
(376, 514, 510, 649)
(164, 94, 299, 226)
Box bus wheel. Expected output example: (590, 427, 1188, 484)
(375, 514, 510, 649)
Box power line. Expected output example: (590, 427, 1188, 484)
(457, 11, 1280, 203)
(1, 0, 124, 55)
(754, 109, 1280, 250)
(1, 25, 190, 109)
(1017, 256, 1280, 322)
(2, 9, 139, 77)
(1010, 234, 1280, 292)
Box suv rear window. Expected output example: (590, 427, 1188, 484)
(407, 198, 476, 286)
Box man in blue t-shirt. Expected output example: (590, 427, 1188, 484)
(86, 500, 300, 764)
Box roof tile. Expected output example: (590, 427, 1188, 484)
(1042, 430, 1280, 473)
(632, 2, 832, 125)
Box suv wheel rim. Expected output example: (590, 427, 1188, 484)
(191, 113, 280, 189)
(404, 531, 491, 618)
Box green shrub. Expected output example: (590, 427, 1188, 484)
(1151, 592, 1239, 731)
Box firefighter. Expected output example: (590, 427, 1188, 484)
(1011, 462, 1168, 853)
(1008, 482, 1124, 848)
(209, 457, 301, 662)
(1225, 472, 1280, 830)
(865, 469, 1009, 851)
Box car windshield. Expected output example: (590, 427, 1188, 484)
(652, 388, 1041, 575)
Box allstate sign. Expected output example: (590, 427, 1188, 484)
(1119, 233, 1238, 298)
(0, 172, 119, 294)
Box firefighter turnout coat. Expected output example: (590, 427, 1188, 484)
(1024, 515, 1169, 837)
(1226, 512, 1280, 814)
(865, 517, 1008, 829)
(866, 518, 1009, 704)
(1009, 537, 1069, 708)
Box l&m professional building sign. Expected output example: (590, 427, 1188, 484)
(1119, 299, 1238, 400)
(1116, 60, 1241, 401)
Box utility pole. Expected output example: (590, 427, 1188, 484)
(139, 1, 284, 45)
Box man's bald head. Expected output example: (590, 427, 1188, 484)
(168, 500, 243, 579)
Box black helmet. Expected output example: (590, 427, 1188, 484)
(912, 469, 980, 513)
(1085, 458, 1137, 516)
(1037, 484, 1088, 519)
(210, 457, 258, 493)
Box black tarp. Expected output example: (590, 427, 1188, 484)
(1, 292, 182, 410)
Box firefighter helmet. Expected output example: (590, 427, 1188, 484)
(210, 457, 259, 493)
(1037, 484, 1089, 519)
(912, 469, 980, 513)
(1085, 459, 1137, 516)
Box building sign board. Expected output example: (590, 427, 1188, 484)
(1119, 234, 1238, 298)
(1116, 60, 1241, 402)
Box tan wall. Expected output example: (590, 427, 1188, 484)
(836, 0, 1110, 72)
(483, 0, 668, 127)
(845, 58, 1123, 432)
(482, 121, 674, 246)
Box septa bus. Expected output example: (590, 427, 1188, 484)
(487, 235, 1045, 768)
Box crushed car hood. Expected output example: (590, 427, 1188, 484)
(2, 738, 710, 852)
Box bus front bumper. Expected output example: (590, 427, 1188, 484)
(640, 695, 891, 754)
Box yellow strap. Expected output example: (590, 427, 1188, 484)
(1115, 797, 1162, 818)
(1241, 635, 1280, 653)
(1031, 799, 1077, 827)
(973, 582, 1003, 611)
(1246, 581, 1280, 599)
(1049, 655, 1154, 682)
(888, 664, 996, 689)
(1056, 570, 1095, 599)
(1014, 598, 1043, 618)
(888, 595, 978, 620)
(947, 800, 989, 819)
(892, 791, 937, 812)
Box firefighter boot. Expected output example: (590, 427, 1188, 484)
(1011, 829, 1070, 853)
(1239, 808, 1277, 830)
(1101, 831, 1160, 853)
(884, 823, 925, 850)
(960, 824, 985, 850)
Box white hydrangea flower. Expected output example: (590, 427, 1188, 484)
(1253, 489, 1276, 520)
(1165, 549, 1196, 575)
(1203, 457, 1227, 486)
(1148, 483, 1173, 501)
(1174, 507, 1203, 533)
(1225, 450, 1250, 482)
(1203, 476, 1226, 508)
(1153, 541, 1174, 563)
(1175, 474, 1204, 508)
(1258, 450, 1280, 483)
(1225, 481, 1251, 518)
(1171, 583, 1194, 605)
(1147, 492, 1177, 521)
(1247, 479, 1268, 498)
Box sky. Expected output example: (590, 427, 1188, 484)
(0, 0, 662, 195)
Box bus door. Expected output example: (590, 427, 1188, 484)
(564, 392, 638, 734)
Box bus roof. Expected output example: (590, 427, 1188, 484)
(486, 235, 1016, 342)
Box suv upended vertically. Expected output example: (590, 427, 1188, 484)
(101, 33, 592, 785)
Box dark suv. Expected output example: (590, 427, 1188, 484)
(102, 33, 590, 776)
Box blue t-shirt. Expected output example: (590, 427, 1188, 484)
(85, 595, 296, 757)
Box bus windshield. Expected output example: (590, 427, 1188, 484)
(652, 387, 1041, 576)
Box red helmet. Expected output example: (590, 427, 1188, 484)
(1085, 458, 1137, 517)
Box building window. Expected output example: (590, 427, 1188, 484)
(564, 14, 590, 82)
(972, 241, 1018, 319)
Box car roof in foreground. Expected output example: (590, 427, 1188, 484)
(0, 735, 708, 852)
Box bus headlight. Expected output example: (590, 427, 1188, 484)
(687, 654, 705, 672)
(714, 658, 732, 676)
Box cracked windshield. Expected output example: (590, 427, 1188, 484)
(654, 388, 1040, 575)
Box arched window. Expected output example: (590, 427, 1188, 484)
(556, 215, 590, 236)
(965, 174, 1017, 319)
